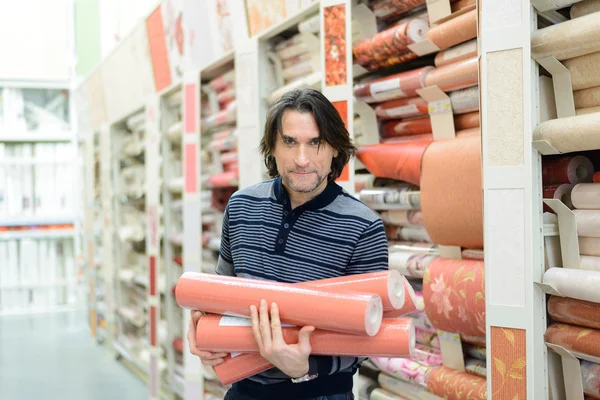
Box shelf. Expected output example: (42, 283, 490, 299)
(0, 132, 75, 142)
(0, 228, 75, 240)
(200, 50, 235, 80)
(0, 216, 75, 228)
(256, 1, 320, 41)
(0, 280, 78, 290)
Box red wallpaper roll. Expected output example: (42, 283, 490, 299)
(427, 366, 487, 400)
(425, 10, 478, 50)
(356, 140, 432, 186)
(354, 67, 433, 103)
(176, 272, 383, 336)
(545, 323, 600, 359)
(374, 97, 429, 120)
(380, 117, 432, 138)
(548, 296, 600, 330)
(542, 155, 595, 185)
(196, 316, 415, 357)
(173, 337, 183, 353)
(364, 51, 420, 71)
(424, 57, 479, 92)
(594, 171, 600, 183)
(423, 258, 486, 337)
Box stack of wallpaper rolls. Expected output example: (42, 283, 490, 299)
(531, 9, 600, 153)
(175, 270, 419, 386)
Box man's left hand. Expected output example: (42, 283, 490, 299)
(250, 299, 314, 378)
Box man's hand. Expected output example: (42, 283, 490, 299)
(187, 310, 228, 366)
(250, 299, 315, 378)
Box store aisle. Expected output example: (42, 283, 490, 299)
(0, 309, 147, 400)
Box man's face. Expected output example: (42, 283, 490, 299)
(273, 109, 338, 194)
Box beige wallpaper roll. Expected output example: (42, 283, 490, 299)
(571, 0, 600, 18)
(533, 113, 600, 153)
(531, 12, 600, 60)
(574, 86, 600, 109)
(580, 255, 600, 271)
(572, 184, 600, 209)
(574, 210, 600, 237)
(564, 51, 600, 91)
(580, 237, 600, 256)
(577, 106, 600, 115)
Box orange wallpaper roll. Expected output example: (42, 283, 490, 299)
(421, 135, 483, 248)
(427, 366, 487, 400)
(425, 10, 478, 50)
(374, 97, 429, 119)
(173, 337, 183, 353)
(545, 323, 600, 359)
(380, 117, 432, 138)
(454, 111, 480, 130)
(176, 272, 383, 336)
(424, 57, 479, 92)
(354, 67, 434, 103)
(215, 353, 271, 385)
(356, 140, 432, 186)
(383, 278, 419, 318)
(423, 258, 486, 337)
(548, 296, 600, 330)
(381, 134, 433, 144)
(596, 172, 600, 183)
(434, 40, 477, 68)
(196, 316, 415, 357)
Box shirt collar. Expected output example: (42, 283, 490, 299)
(273, 176, 342, 212)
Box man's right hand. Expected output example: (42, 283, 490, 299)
(188, 310, 228, 366)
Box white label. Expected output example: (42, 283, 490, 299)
(428, 100, 452, 115)
(442, 40, 477, 62)
(385, 104, 420, 118)
(370, 78, 405, 101)
(219, 315, 252, 326)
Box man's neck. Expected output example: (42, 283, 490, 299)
(284, 180, 328, 210)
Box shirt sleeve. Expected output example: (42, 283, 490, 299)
(346, 218, 389, 275)
(215, 204, 235, 276)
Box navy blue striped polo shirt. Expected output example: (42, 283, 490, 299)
(216, 177, 388, 399)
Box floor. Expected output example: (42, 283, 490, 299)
(0, 308, 148, 400)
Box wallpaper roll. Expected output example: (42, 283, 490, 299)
(545, 323, 600, 359)
(461, 249, 484, 260)
(577, 106, 600, 115)
(282, 52, 312, 69)
(370, 389, 408, 400)
(574, 86, 600, 109)
(208, 171, 239, 188)
(378, 372, 431, 400)
(581, 256, 600, 271)
(465, 358, 487, 378)
(175, 272, 383, 336)
(423, 258, 486, 337)
(434, 39, 478, 68)
(173, 337, 183, 353)
(596, 172, 600, 183)
(543, 267, 600, 303)
(543, 184, 574, 209)
(196, 315, 415, 357)
(421, 135, 483, 248)
(454, 111, 480, 130)
(359, 187, 421, 210)
(381, 134, 434, 144)
(415, 328, 440, 348)
(370, 357, 433, 387)
(531, 12, 600, 60)
(425, 10, 477, 50)
(353, 19, 429, 66)
(413, 344, 443, 366)
(581, 360, 600, 399)
(565, 51, 600, 91)
(580, 237, 600, 256)
(208, 70, 235, 92)
(385, 226, 432, 243)
(574, 210, 600, 237)
(380, 117, 432, 138)
(389, 249, 437, 279)
(358, 375, 379, 400)
(354, 67, 433, 102)
(548, 296, 600, 330)
(383, 278, 420, 318)
(449, 85, 480, 114)
(282, 60, 313, 81)
(424, 57, 479, 92)
(461, 335, 487, 346)
(465, 344, 487, 361)
(427, 366, 487, 400)
(356, 141, 431, 186)
(571, 0, 600, 18)
(374, 97, 429, 119)
(371, 0, 427, 20)
(533, 113, 600, 153)
(365, 51, 420, 72)
(380, 210, 424, 226)
(542, 155, 595, 185)
(572, 184, 600, 209)
(410, 312, 436, 332)
(202, 101, 237, 130)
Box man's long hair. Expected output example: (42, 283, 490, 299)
(259, 88, 356, 182)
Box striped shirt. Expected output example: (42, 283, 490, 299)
(216, 177, 388, 399)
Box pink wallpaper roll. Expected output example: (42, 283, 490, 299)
(424, 57, 479, 92)
(370, 357, 433, 387)
(374, 97, 429, 120)
(354, 67, 434, 103)
(413, 344, 443, 366)
(416, 328, 440, 348)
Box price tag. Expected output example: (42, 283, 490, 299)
(428, 100, 452, 115)
(438, 330, 465, 371)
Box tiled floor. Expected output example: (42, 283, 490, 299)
(0, 308, 147, 400)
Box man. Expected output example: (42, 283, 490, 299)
(188, 88, 389, 399)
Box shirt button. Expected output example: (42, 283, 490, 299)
(278, 239, 284, 244)
(283, 211, 288, 216)
(284, 223, 289, 229)
(283, 200, 287, 204)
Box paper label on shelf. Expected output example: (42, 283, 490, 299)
(428, 100, 452, 115)
(370, 78, 406, 101)
(385, 104, 420, 118)
(442, 40, 477, 61)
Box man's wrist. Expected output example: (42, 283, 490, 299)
(289, 364, 310, 379)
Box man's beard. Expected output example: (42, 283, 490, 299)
(281, 170, 328, 193)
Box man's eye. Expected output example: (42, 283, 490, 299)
(284, 138, 295, 145)
(310, 140, 320, 146)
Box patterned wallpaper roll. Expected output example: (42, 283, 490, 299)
(360, 187, 421, 210)
(413, 343, 443, 366)
(543, 268, 600, 304)
(423, 258, 486, 337)
(370, 357, 433, 387)
(545, 323, 600, 359)
(415, 328, 440, 348)
(378, 372, 431, 400)
(581, 360, 600, 398)
(427, 366, 487, 400)
(465, 344, 487, 361)
(465, 358, 487, 378)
